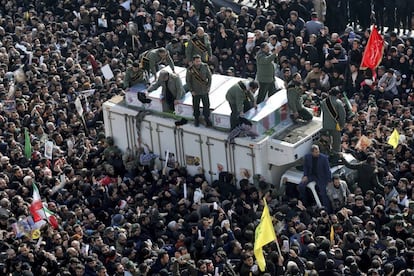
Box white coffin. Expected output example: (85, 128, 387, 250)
(243, 90, 289, 135)
(211, 101, 232, 129)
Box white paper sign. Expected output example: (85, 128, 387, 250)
(44, 140, 53, 160)
(120, 0, 131, 11)
(60, 174, 66, 186)
(98, 18, 108, 28)
(74, 97, 83, 116)
(183, 183, 187, 199)
(101, 64, 114, 80)
(28, 52, 33, 65)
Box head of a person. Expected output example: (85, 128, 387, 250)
(292, 72, 302, 83)
(158, 48, 167, 58)
(159, 70, 169, 81)
(311, 145, 320, 157)
(248, 81, 259, 92)
(260, 42, 270, 53)
(289, 10, 298, 22)
(196, 27, 204, 37)
(192, 55, 202, 67)
(329, 87, 341, 97)
(158, 250, 169, 265)
(333, 174, 341, 187)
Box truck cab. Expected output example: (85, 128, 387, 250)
(280, 153, 358, 207)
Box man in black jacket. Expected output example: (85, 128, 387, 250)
(339, 153, 384, 195)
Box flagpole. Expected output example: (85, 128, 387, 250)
(275, 233, 282, 257)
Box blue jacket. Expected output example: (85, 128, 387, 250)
(303, 152, 331, 185)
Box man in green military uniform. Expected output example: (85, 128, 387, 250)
(123, 61, 151, 104)
(226, 80, 259, 130)
(139, 48, 175, 81)
(287, 73, 312, 123)
(316, 130, 333, 157)
(186, 55, 212, 127)
(185, 27, 212, 64)
(123, 61, 148, 89)
(255, 42, 279, 104)
(147, 70, 185, 112)
(320, 87, 346, 153)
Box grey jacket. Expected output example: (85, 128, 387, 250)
(147, 72, 185, 101)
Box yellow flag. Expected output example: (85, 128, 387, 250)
(330, 225, 335, 244)
(388, 129, 400, 149)
(254, 199, 276, 272)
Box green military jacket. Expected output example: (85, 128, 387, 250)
(320, 95, 346, 130)
(123, 66, 147, 89)
(287, 82, 304, 113)
(185, 34, 212, 62)
(255, 50, 277, 83)
(226, 82, 255, 113)
(145, 48, 175, 76)
(186, 63, 212, 95)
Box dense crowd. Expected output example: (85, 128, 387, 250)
(1, 0, 414, 275)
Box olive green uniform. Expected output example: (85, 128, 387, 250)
(186, 62, 212, 120)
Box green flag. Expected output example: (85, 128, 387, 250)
(24, 128, 31, 159)
(342, 92, 352, 111)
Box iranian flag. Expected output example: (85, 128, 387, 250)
(29, 183, 59, 229)
(30, 183, 44, 222)
(43, 206, 59, 229)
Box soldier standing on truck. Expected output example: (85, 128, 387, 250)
(139, 48, 175, 81)
(320, 87, 346, 153)
(226, 80, 258, 130)
(147, 70, 185, 112)
(287, 73, 313, 124)
(185, 27, 212, 64)
(255, 42, 279, 104)
(186, 55, 212, 127)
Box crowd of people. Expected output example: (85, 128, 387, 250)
(1, 0, 414, 275)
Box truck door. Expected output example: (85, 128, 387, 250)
(154, 123, 179, 168)
(106, 111, 132, 152)
(139, 119, 155, 153)
(230, 143, 256, 187)
(204, 137, 230, 183)
(179, 129, 204, 177)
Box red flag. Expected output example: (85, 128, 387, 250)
(360, 25, 384, 79)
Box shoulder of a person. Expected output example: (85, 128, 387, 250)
(320, 153, 329, 159)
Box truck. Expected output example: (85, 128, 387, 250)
(103, 67, 322, 194)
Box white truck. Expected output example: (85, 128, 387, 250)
(103, 67, 322, 192)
